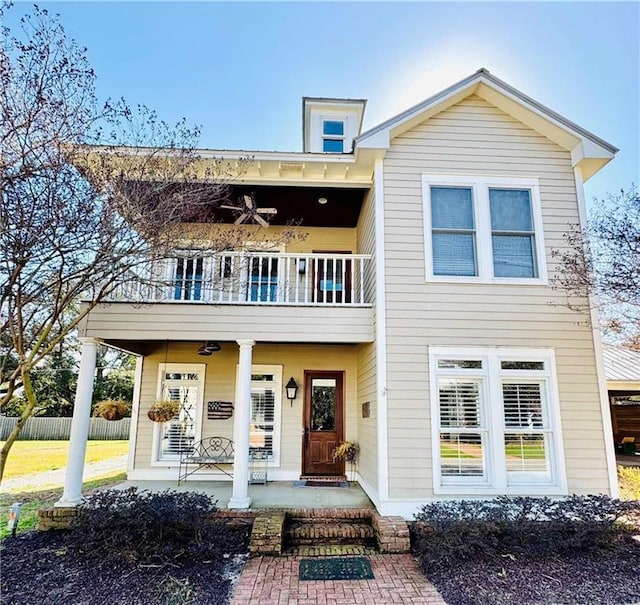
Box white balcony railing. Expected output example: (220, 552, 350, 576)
(108, 251, 372, 306)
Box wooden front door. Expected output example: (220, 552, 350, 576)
(302, 371, 344, 476)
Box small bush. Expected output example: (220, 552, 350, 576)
(412, 495, 640, 571)
(68, 488, 248, 565)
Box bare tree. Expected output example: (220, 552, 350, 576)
(553, 186, 639, 347)
(0, 6, 298, 479)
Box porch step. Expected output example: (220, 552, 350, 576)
(282, 508, 376, 556)
(247, 508, 411, 557)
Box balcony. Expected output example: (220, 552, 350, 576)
(108, 251, 372, 307)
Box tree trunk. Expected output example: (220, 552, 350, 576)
(0, 370, 38, 482)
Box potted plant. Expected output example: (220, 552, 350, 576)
(147, 399, 180, 423)
(332, 440, 359, 462)
(94, 399, 130, 421)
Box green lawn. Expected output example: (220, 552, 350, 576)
(0, 440, 128, 479)
(0, 472, 127, 539)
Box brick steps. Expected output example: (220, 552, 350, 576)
(247, 507, 411, 557)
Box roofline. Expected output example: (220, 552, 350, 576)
(355, 68, 618, 154)
(82, 144, 358, 163)
(303, 96, 368, 105)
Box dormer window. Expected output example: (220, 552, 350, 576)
(322, 119, 345, 153)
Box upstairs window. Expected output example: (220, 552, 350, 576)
(490, 189, 537, 278)
(431, 186, 477, 277)
(322, 120, 345, 153)
(423, 176, 546, 283)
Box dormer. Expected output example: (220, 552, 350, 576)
(303, 97, 367, 153)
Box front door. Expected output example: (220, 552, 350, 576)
(302, 371, 344, 476)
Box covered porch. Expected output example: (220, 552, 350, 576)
(56, 337, 378, 511)
(111, 479, 374, 510)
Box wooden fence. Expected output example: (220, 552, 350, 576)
(0, 417, 130, 441)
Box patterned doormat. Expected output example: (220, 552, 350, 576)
(299, 556, 374, 581)
(293, 480, 349, 488)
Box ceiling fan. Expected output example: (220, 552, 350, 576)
(220, 194, 277, 227)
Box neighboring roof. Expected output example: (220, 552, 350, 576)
(603, 344, 640, 382)
(355, 68, 617, 180)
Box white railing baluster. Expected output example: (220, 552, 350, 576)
(105, 251, 371, 306)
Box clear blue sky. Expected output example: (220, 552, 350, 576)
(6, 1, 639, 204)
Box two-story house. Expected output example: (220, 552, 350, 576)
(57, 69, 618, 518)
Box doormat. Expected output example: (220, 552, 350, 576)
(299, 556, 374, 581)
(293, 480, 349, 488)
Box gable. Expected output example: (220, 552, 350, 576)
(355, 69, 616, 181)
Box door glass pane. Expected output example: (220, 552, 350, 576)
(311, 378, 336, 431)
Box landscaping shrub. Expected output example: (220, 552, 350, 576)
(412, 495, 640, 571)
(68, 488, 249, 564)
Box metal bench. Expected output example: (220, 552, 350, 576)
(178, 436, 234, 484)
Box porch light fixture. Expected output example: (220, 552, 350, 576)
(297, 258, 307, 274)
(198, 341, 221, 356)
(317, 197, 328, 205)
(286, 377, 299, 403)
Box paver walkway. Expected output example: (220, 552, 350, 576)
(230, 554, 447, 605)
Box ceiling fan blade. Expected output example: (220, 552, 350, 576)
(220, 205, 240, 211)
(255, 214, 269, 227)
(257, 208, 277, 214)
(243, 195, 254, 209)
(234, 214, 248, 225)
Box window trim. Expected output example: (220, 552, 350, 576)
(422, 175, 547, 284)
(429, 347, 567, 495)
(151, 363, 206, 467)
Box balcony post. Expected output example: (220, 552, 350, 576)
(228, 338, 255, 509)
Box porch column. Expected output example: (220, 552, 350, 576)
(228, 338, 255, 509)
(56, 337, 98, 507)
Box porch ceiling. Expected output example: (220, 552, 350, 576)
(225, 184, 369, 228)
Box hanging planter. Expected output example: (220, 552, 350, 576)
(94, 399, 130, 421)
(147, 399, 180, 423)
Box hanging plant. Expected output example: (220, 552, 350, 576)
(332, 440, 359, 463)
(147, 399, 180, 423)
(94, 399, 130, 421)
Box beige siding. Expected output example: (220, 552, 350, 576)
(81, 303, 373, 343)
(356, 188, 379, 494)
(134, 342, 359, 475)
(356, 343, 378, 492)
(382, 95, 609, 499)
(357, 189, 377, 304)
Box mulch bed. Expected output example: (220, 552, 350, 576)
(422, 534, 640, 605)
(0, 531, 246, 605)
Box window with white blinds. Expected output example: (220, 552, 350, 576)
(422, 176, 546, 284)
(249, 366, 282, 466)
(153, 364, 205, 464)
(430, 348, 565, 494)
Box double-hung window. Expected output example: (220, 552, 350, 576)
(423, 176, 546, 283)
(322, 119, 345, 153)
(430, 347, 566, 495)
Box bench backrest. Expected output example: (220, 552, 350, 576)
(193, 436, 234, 459)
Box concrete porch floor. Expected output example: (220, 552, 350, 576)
(112, 480, 374, 510)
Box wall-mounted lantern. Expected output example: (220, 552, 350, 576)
(286, 377, 299, 404)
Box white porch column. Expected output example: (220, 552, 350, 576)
(56, 337, 99, 507)
(228, 338, 255, 509)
